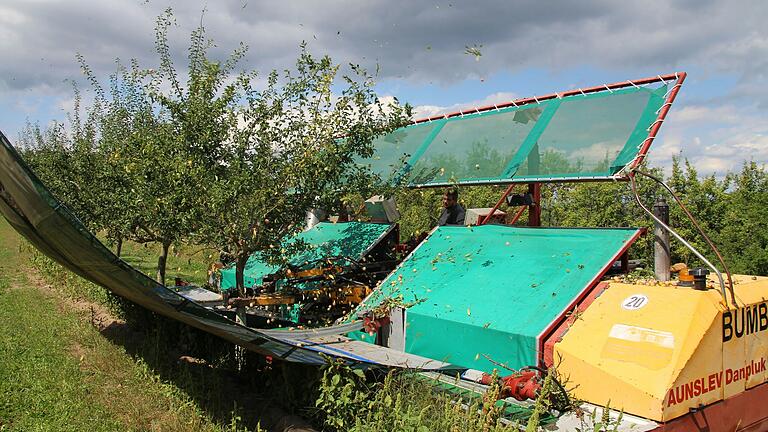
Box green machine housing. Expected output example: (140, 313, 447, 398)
(351, 224, 642, 373)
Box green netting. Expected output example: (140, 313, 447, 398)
(356, 122, 439, 181)
(365, 83, 669, 186)
(351, 225, 640, 372)
(408, 103, 552, 185)
(512, 86, 667, 180)
(220, 221, 393, 290)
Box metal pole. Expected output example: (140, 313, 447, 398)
(633, 170, 734, 304)
(527, 183, 541, 227)
(235, 306, 247, 370)
(480, 183, 516, 225)
(653, 198, 671, 281)
(631, 175, 728, 304)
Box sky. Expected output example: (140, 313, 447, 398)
(0, 0, 766, 177)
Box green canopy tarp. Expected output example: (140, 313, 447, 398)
(220, 221, 395, 290)
(352, 224, 641, 372)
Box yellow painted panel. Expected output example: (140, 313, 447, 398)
(723, 278, 768, 394)
(662, 317, 724, 420)
(556, 277, 768, 422)
(600, 323, 674, 370)
(554, 283, 724, 421)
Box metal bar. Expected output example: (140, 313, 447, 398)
(620, 252, 629, 273)
(632, 169, 736, 304)
(653, 198, 671, 281)
(629, 72, 686, 169)
(412, 72, 684, 125)
(509, 204, 527, 225)
(629, 174, 730, 306)
(527, 183, 541, 227)
(480, 184, 516, 225)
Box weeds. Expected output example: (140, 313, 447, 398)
(315, 356, 375, 430)
(313, 360, 520, 432)
(574, 402, 624, 432)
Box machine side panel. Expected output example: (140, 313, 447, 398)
(556, 278, 768, 423)
(554, 284, 723, 421)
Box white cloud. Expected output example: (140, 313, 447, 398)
(674, 105, 740, 124)
(0, 0, 761, 99)
(651, 101, 768, 176)
(412, 91, 518, 120)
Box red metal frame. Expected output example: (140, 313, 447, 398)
(509, 204, 527, 225)
(480, 184, 518, 225)
(527, 183, 541, 227)
(479, 182, 541, 226)
(629, 73, 687, 170)
(412, 72, 684, 124)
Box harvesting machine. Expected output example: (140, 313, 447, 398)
(2, 71, 767, 431)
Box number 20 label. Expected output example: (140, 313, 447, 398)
(621, 294, 648, 310)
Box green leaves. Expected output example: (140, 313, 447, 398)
(191, 44, 408, 291)
(315, 356, 374, 431)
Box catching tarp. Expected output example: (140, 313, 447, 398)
(0, 130, 453, 370)
(220, 221, 395, 291)
(360, 73, 683, 187)
(351, 224, 641, 373)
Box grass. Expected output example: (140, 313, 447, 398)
(0, 221, 120, 431)
(0, 284, 124, 431)
(116, 240, 216, 287)
(0, 219, 261, 431)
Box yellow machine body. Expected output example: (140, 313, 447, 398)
(555, 275, 768, 422)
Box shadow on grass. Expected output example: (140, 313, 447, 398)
(97, 304, 321, 432)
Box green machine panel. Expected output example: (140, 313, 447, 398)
(355, 225, 640, 372)
(220, 222, 395, 290)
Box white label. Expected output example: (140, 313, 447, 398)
(621, 294, 648, 310)
(608, 324, 674, 348)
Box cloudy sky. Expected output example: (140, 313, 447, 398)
(0, 0, 765, 176)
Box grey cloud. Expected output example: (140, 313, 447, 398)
(0, 0, 766, 104)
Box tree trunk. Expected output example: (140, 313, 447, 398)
(115, 237, 123, 258)
(157, 240, 171, 286)
(235, 253, 249, 297)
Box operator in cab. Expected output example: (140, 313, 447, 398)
(438, 187, 465, 226)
